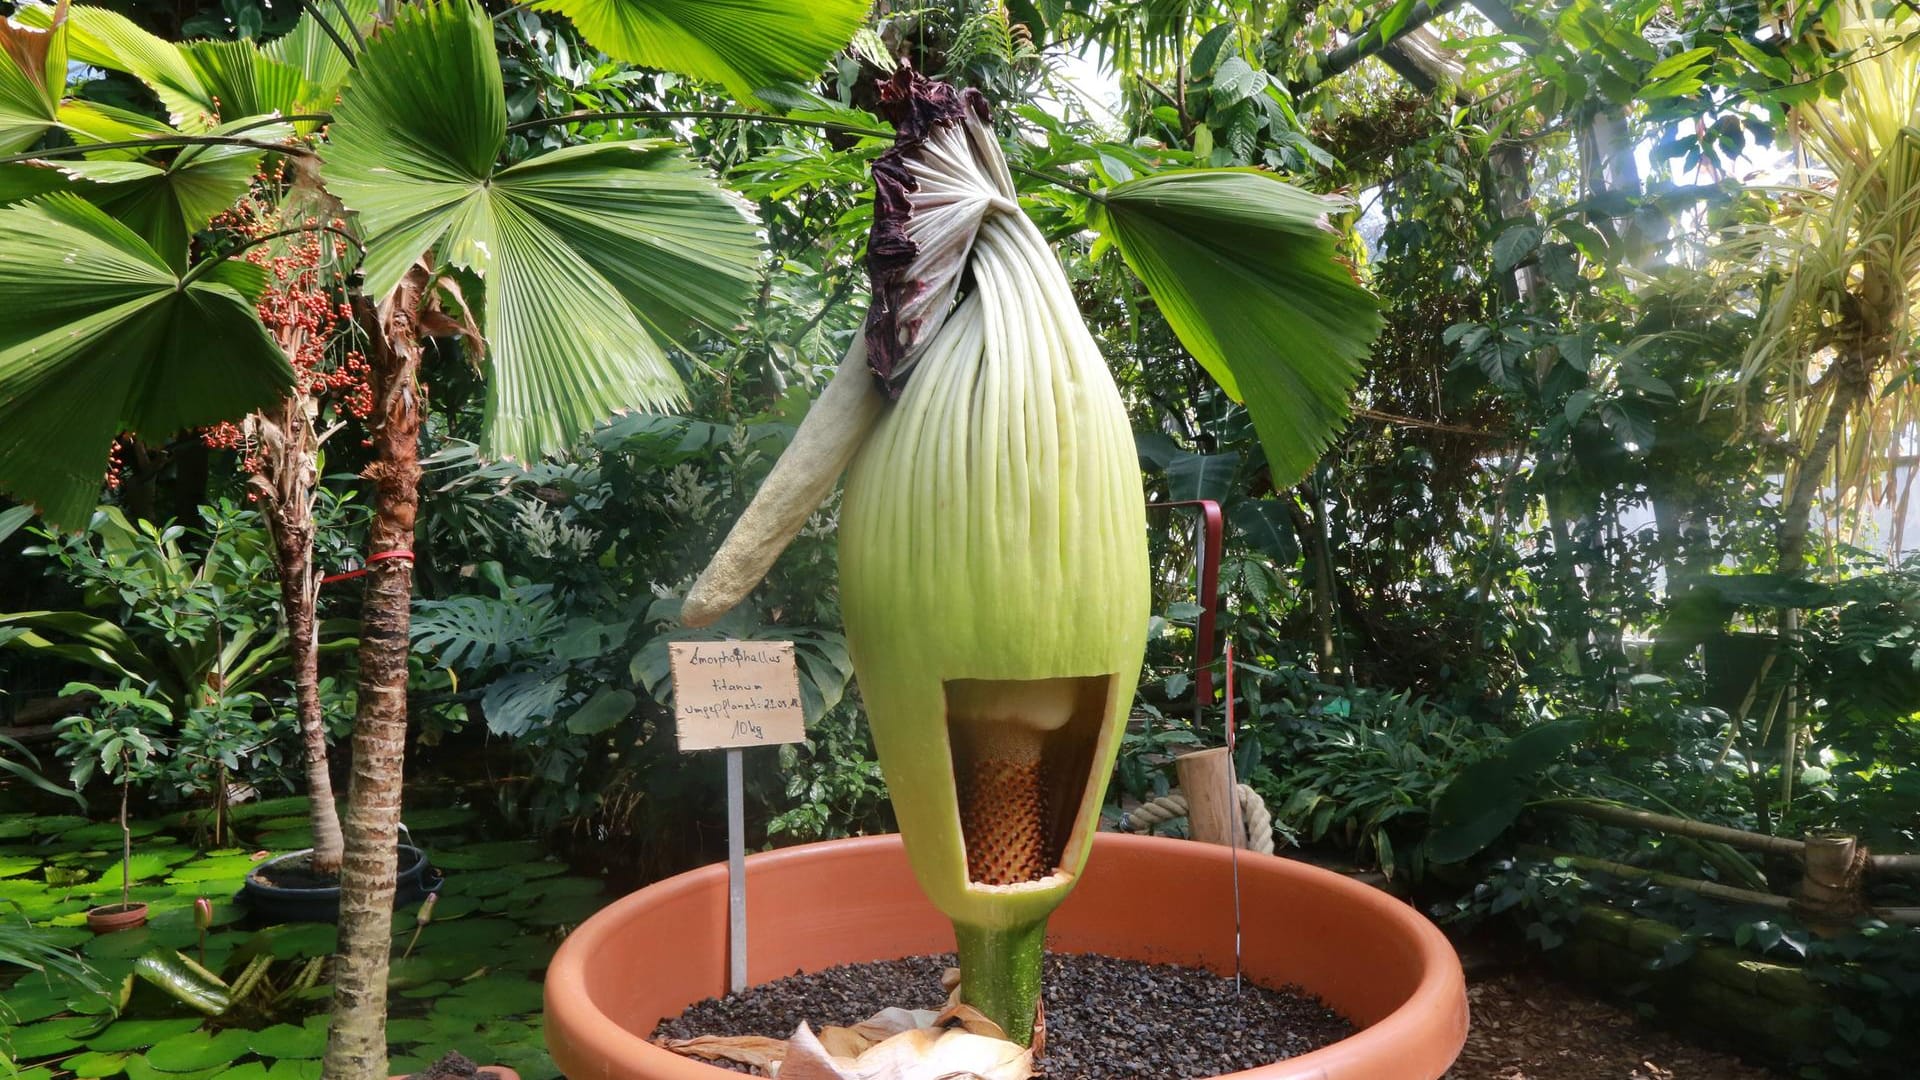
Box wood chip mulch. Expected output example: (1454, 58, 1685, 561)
(1444, 970, 1789, 1080)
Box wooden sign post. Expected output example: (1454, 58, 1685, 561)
(668, 641, 808, 993)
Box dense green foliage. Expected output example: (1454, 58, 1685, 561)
(3, 0, 1920, 1074)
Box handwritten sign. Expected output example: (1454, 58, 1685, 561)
(668, 641, 807, 751)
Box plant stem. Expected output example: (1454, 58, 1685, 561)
(120, 780, 131, 911)
(953, 918, 1047, 1046)
(506, 108, 893, 141)
(0, 119, 329, 166)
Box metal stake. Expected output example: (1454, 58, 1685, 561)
(1224, 643, 1242, 995)
(726, 747, 747, 993)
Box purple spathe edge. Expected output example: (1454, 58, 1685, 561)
(863, 67, 991, 399)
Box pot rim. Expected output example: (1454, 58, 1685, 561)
(85, 901, 150, 916)
(545, 832, 1467, 1080)
(243, 844, 427, 897)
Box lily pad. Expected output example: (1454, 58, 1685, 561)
(410, 919, 520, 954)
(507, 877, 602, 903)
(520, 892, 605, 926)
(487, 1047, 560, 1080)
(398, 979, 452, 999)
(168, 854, 268, 886)
(7, 1015, 106, 1058)
(209, 1065, 268, 1080)
(385, 1056, 430, 1079)
(0, 816, 39, 838)
(83, 927, 158, 960)
(245, 1024, 324, 1060)
(0, 854, 42, 877)
(80, 854, 179, 895)
(144, 1028, 252, 1072)
(124, 1057, 228, 1080)
(65, 822, 163, 845)
(230, 797, 313, 822)
(383, 1018, 438, 1044)
(260, 1059, 321, 1080)
(429, 842, 544, 870)
(86, 1019, 206, 1052)
(433, 977, 545, 1020)
(67, 1050, 132, 1077)
(1, 977, 94, 1023)
(513, 862, 566, 881)
(451, 870, 524, 899)
(33, 816, 91, 836)
(254, 830, 314, 852)
(251, 923, 337, 960)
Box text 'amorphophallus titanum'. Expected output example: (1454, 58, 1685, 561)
(682, 66, 1382, 1046)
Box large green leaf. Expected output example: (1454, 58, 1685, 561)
(19, 4, 209, 130)
(0, 0, 66, 153)
(1426, 718, 1589, 864)
(1093, 169, 1382, 488)
(321, 0, 761, 462)
(18, 5, 322, 131)
(262, 0, 374, 101)
(0, 194, 292, 529)
(532, 0, 869, 104)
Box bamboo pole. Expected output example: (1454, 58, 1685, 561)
(1530, 848, 1793, 911)
(1541, 799, 1806, 857)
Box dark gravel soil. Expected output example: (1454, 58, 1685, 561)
(406, 1051, 506, 1080)
(654, 952, 1353, 1078)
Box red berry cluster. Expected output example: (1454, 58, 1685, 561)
(200, 192, 373, 472)
(104, 439, 127, 491)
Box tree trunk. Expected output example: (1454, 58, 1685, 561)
(266, 438, 345, 875)
(1777, 352, 1871, 574)
(252, 388, 346, 876)
(322, 288, 424, 1080)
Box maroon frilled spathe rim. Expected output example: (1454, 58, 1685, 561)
(863, 68, 992, 398)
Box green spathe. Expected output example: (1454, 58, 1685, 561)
(837, 96, 1149, 1043)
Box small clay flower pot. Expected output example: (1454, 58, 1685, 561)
(86, 902, 149, 934)
(544, 832, 1469, 1080)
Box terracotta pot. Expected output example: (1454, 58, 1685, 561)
(545, 833, 1467, 1079)
(86, 901, 150, 934)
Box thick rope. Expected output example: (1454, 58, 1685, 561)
(1115, 784, 1275, 855)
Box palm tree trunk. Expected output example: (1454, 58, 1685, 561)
(268, 468, 345, 875)
(322, 290, 424, 1080)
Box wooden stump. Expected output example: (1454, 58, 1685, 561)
(1175, 747, 1241, 849)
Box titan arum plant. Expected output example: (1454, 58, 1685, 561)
(684, 70, 1381, 1044)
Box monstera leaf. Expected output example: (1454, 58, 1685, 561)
(1092, 169, 1382, 488)
(321, 0, 762, 462)
(531, 0, 869, 104)
(0, 194, 291, 528)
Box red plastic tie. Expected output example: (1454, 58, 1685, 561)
(320, 549, 415, 585)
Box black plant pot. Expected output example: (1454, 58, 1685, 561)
(239, 844, 440, 923)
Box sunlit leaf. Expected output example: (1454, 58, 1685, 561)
(321, 0, 762, 462)
(0, 0, 67, 153)
(1093, 169, 1381, 488)
(531, 0, 869, 104)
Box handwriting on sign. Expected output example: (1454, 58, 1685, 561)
(668, 641, 807, 751)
